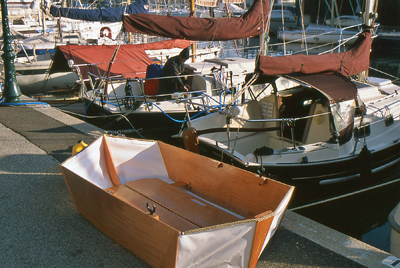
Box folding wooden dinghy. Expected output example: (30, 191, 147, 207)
(60, 135, 294, 268)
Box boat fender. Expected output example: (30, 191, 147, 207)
(358, 144, 372, 177)
(254, 146, 274, 156)
(182, 127, 200, 154)
(99, 27, 112, 39)
(146, 203, 159, 220)
(254, 146, 274, 167)
(72, 140, 88, 156)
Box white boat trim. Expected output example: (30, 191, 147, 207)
(291, 177, 400, 211)
(318, 155, 400, 185)
(389, 204, 400, 234)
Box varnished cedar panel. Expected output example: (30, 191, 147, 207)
(103, 136, 120, 186)
(125, 178, 240, 227)
(61, 167, 186, 268)
(248, 215, 274, 268)
(157, 141, 292, 217)
(160, 233, 179, 268)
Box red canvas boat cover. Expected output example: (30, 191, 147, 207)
(138, 39, 192, 50)
(286, 73, 358, 103)
(257, 31, 372, 77)
(51, 39, 191, 79)
(57, 44, 152, 79)
(123, 0, 269, 41)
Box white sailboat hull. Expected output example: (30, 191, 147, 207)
(16, 72, 78, 95)
(390, 203, 400, 258)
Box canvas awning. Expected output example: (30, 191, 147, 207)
(49, 39, 192, 80)
(50, 44, 152, 80)
(285, 73, 358, 103)
(257, 31, 372, 77)
(123, 0, 269, 41)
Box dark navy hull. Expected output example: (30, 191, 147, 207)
(83, 100, 200, 140)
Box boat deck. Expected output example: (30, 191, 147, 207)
(0, 95, 396, 268)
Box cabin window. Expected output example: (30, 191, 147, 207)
(330, 99, 356, 132)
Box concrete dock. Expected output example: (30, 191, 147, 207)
(0, 100, 397, 267)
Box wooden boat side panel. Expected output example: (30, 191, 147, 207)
(103, 135, 120, 186)
(160, 233, 179, 268)
(60, 166, 184, 268)
(248, 215, 274, 268)
(125, 178, 241, 227)
(157, 141, 292, 217)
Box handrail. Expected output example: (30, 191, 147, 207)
(86, 71, 221, 83)
(86, 71, 235, 105)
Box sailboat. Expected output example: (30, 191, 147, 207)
(178, 0, 400, 208)
(80, 55, 253, 139)
(67, 0, 269, 139)
(46, 38, 229, 139)
(2, 0, 151, 96)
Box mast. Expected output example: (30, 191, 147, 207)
(363, 0, 376, 27)
(259, 0, 272, 56)
(41, 0, 46, 35)
(127, 0, 132, 44)
(359, 0, 377, 80)
(190, 0, 196, 62)
(331, 0, 334, 27)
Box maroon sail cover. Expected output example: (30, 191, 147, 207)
(257, 31, 372, 77)
(123, 0, 269, 41)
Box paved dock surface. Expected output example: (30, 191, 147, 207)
(0, 102, 396, 267)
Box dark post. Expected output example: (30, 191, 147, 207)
(1, 0, 22, 103)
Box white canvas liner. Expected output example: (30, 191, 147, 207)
(177, 221, 256, 268)
(63, 136, 173, 189)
